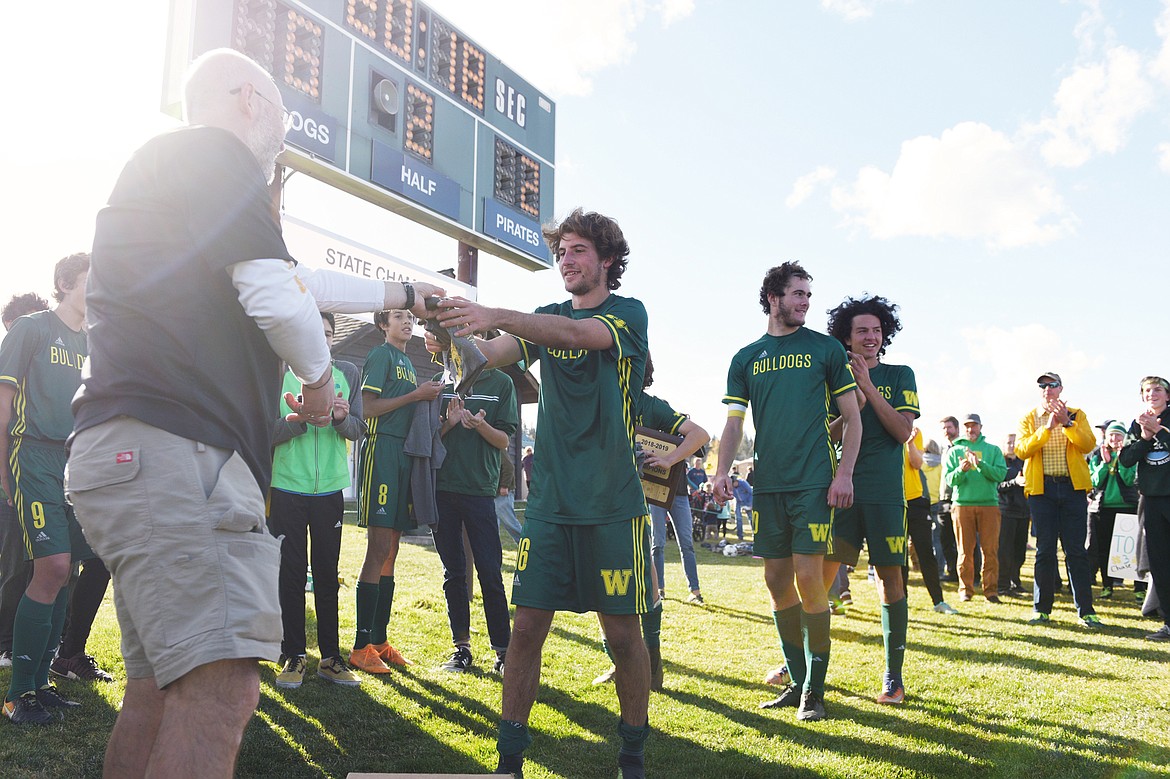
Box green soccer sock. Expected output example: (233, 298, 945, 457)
(602, 637, 614, 662)
(617, 718, 650, 757)
(7, 594, 55, 700)
(370, 575, 396, 645)
(497, 719, 533, 758)
(773, 603, 807, 689)
(802, 608, 832, 697)
(641, 601, 662, 650)
(354, 581, 379, 649)
(35, 588, 69, 690)
(881, 596, 908, 682)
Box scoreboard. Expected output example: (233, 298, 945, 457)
(164, 0, 555, 269)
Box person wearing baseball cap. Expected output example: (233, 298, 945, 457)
(1119, 376, 1170, 641)
(1014, 372, 1100, 628)
(943, 413, 1006, 604)
(1088, 421, 1138, 599)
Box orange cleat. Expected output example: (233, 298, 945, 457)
(349, 644, 393, 674)
(370, 641, 413, 667)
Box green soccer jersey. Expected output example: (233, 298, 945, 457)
(361, 342, 419, 439)
(638, 394, 686, 435)
(436, 368, 519, 497)
(638, 393, 689, 494)
(0, 310, 87, 442)
(851, 362, 920, 505)
(516, 294, 648, 525)
(723, 327, 855, 494)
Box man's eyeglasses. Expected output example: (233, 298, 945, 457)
(229, 85, 278, 110)
(1038, 381, 1061, 389)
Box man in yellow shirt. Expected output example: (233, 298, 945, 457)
(1014, 372, 1100, 627)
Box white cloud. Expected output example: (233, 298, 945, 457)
(829, 122, 1074, 249)
(1072, 0, 1106, 54)
(656, 0, 695, 26)
(820, 0, 895, 22)
(1035, 45, 1154, 167)
(425, 0, 695, 96)
(913, 323, 1101, 441)
(785, 166, 836, 208)
(1153, 0, 1170, 87)
(1158, 142, 1170, 173)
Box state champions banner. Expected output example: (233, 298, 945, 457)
(281, 213, 476, 323)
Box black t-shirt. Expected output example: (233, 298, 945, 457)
(74, 126, 294, 490)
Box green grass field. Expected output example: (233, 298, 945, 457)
(1, 518, 1168, 779)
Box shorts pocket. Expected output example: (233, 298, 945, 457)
(205, 454, 266, 533)
(65, 445, 151, 555)
(154, 528, 227, 647)
(221, 529, 282, 646)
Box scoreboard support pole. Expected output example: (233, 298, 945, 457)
(458, 240, 478, 602)
(456, 242, 478, 287)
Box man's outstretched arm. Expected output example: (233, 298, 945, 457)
(435, 297, 614, 352)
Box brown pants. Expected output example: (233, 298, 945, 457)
(954, 505, 1001, 599)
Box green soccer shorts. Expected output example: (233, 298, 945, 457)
(826, 502, 908, 567)
(510, 515, 652, 615)
(752, 489, 834, 559)
(357, 435, 415, 530)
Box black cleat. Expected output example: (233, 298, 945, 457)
(797, 690, 826, 721)
(37, 685, 80, 709)
(495, 753, 524, 777)
(4, 691, 53, 725)
(760, 684, 802, 709)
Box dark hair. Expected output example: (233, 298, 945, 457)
(642, 351, 655, 389)
(826, 295, 902, 357)
(373, 310, 390, 329)
(52, 252, 90, 303)
(543, 207, 630, 290)
(320, 311, 336, 331)
(940, 416, 959, 427)
(2, 292, 50, 329)
(758, 261, 811, 314)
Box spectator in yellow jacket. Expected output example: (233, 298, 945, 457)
(1014, 371, 1099, 628)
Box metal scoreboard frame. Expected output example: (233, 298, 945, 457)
(163, 0, 556, 270)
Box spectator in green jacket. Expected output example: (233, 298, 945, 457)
(944, 414, 1007, 603)
(1088, 421, 1137, 599)
(269, 312, 363, 690)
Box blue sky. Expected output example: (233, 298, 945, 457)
(2, 0, 1167, 450)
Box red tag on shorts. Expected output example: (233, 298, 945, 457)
(115, 451, 134, 464)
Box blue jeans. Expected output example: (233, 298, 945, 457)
(494, 492, 523, 544)
(649, 494, 701, 593)
(433, 492, 511, 650)
(1028, 479, 1095, 617)
(734, 503, 751, 540)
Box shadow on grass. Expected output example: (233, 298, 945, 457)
(918, 616, 1170, 665)
(906, 694, 1170, 768)
(0, 673, 119, 779)
(240, 670, 490, 778)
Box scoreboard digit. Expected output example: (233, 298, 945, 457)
(167, 0, 556, 269)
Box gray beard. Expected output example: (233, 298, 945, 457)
(243, 115, 284, 185)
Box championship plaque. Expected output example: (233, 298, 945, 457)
(635, 426, 685, 509)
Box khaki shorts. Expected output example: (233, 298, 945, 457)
(511, 515, 652, 615)
(65, 417, 281, 688)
